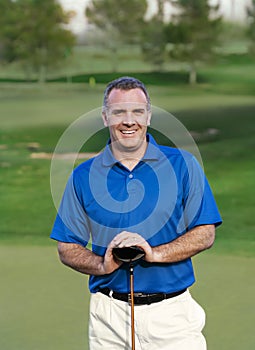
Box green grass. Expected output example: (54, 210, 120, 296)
(0, 246, 254, 350)
(0, 246, 90, 350)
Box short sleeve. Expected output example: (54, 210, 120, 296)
(50, 174, 90, 246)
(179, 155, 222, 232)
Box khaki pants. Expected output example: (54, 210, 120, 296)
(89, 290, 206, 350)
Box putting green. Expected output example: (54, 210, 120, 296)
(0, 245, 254, 350)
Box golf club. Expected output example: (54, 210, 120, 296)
(113, 246, 145, 350)
(113, 246, 145, 262)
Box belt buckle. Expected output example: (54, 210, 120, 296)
(128, 292, 144, 305)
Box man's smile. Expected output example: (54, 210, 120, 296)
(120, 129, 137, 135)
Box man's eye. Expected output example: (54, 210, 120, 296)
(112, 110, 125, 116)
(133, 109, 145, 116)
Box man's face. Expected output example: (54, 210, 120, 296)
(102, 88, 151, 153)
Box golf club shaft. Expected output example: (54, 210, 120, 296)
(130, 264, 135, 350)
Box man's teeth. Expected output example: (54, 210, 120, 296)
(121, 130, 136, 134)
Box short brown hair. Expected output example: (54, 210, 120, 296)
(103, 76, 151, 111)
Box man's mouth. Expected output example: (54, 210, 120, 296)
(120, 130, 136, 135)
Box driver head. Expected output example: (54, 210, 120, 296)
(113, 246, 145, 263)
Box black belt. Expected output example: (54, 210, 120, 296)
(99, 288, 186, 305)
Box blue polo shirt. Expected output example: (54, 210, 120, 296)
(51, 134, 222, 293)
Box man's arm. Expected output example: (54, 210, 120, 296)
(112, 224, 215, 264)
(148, 224, 215, 263)
(57, 224, 215, 274)
(57, 241, 122, 276)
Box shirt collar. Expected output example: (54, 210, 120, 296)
(101, 133, 161, 167)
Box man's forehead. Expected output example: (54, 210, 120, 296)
(107, 102, 147, 110)
(107, 88, 148, 103)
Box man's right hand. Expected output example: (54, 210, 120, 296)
(58, 242, 122, 276)
(100, 241, 123, 274)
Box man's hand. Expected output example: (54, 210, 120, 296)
(111, 231, 155, 262)
(110, 225, 215, 264)
(58, 242, 122, 276)
(101, 241, 123, 274)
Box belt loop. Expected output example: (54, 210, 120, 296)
(109, 290, 113, 298)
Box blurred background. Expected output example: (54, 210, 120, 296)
(0, 1, 254, 349)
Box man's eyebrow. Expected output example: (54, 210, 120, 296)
(111, 108, 126, 112)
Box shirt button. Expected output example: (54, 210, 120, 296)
(129, 174, 134, 179)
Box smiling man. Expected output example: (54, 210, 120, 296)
(102, 82, 152, 169)
(50, 76, 222, 350)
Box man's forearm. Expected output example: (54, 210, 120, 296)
(57, 242, 105, 275)
(151, 224, 215, 263)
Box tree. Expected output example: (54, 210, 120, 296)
(140, 17, 167, 71)
(0, 0, 75, 82)
(165, 0, 222, 84)
(140, 0, 169, 71)
(85, 0, 148, 71)
(247, 0, 255, 55)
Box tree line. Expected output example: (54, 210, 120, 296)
(0, 0, 255, 84)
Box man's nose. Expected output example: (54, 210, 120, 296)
(122, 111, 135, 125)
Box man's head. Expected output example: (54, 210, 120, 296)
(102, 77, 152, 155)
(103, 76, 151, 112)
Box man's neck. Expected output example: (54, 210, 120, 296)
(111, 141, 148, 171)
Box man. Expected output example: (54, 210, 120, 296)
(51, 76, 222, 349)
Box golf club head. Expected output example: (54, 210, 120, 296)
(113, 246, 145, 263)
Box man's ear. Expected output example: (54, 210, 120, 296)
(147, 111, 152, 126)
(102, 111, 108, 127)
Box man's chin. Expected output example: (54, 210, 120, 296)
(117, 138, 144, 151)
